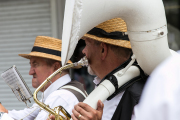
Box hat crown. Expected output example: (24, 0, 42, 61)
(34, 36, 62, 51)
(84, 18, 131, 49)
(96, 18, 127, 33)
(18, 36, 72, 63)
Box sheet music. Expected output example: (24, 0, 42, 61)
(1, 65, 32, 103)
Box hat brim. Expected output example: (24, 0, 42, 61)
(83, 34, 131, 49)
(19, 52, 72, 64)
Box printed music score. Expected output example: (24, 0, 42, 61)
(1, 65, 32, 103)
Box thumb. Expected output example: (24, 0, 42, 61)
(49, 115, 55, 120)
(97, 100, 104, 112)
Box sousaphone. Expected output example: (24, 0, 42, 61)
(61, 0, 173, 75)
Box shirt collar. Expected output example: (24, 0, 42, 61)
(42, 74, 71, 100)
(93, 76, 101, 86)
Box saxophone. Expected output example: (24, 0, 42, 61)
(33, 56, 88, 120)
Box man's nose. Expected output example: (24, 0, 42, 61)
(29, 67, 35, 75)
(82, 48, 86, 55)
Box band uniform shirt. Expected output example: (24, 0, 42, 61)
(8, 74, 79, 120)
(93, 77, 136, 120)
(133, 51, 180, 120)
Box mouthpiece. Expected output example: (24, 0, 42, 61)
(74, 56, 88, 67)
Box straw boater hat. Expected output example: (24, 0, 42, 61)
(19, 36, 72, 63)
(83, 18, 131, 49)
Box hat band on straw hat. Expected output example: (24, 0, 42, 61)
(87, 27, 129, 40)
(31, 46, 61, 57)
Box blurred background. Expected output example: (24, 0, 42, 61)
(0, 0, 179, 110)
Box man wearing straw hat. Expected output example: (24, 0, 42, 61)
(71, 18, 147, 120)
(0, 36, 87, 120)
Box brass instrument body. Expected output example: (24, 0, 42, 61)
(33, 57, 88, 120)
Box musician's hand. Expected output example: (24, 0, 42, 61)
(71, 100, 104, 120)
(47, 115, 55, 120)
(0, 103, 8, 113)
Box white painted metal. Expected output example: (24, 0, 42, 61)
(83, 66, 140, 109)
(62, 0, 76, 65)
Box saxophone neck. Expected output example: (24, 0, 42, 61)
(73, 56, 88, 67)
(33, 56, 88, 120)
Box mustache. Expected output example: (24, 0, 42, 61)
(33, 74, 37, 78)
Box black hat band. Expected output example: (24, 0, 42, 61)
(87, 27, 129, 41)
(31, 46, 61, 57)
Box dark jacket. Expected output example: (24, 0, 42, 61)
(111, 78, 147, 120)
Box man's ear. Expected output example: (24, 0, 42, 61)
(100, 43, 108, 60)
(53, 62, 61, 71)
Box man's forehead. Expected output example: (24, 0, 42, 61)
(29, 57, 43, 64)
(82, 37, 96, 43)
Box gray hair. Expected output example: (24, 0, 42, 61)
(43, 58, 69, 73)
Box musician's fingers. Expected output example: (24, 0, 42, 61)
(74, 104, 92, 119)
(97, 100, 104, 113)
(71, 114, 78, 120)
(77, 102, 94, 112)
(46, 115, 55, 120)
(72, 108, 86, 120)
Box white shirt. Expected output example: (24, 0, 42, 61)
(8, 74, 79, 120)
(134, 51, 180, 120)
(93, 77, 136, 120)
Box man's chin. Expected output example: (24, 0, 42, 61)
(32, 84, 37, 88)
(32, 79, 38, 88)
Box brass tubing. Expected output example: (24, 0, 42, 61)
(33, 56, 88, 120)
(33, 63, 75, 120)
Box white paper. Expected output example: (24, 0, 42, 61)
(1, 65, 32, 103)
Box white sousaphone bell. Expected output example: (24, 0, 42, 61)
(61, 0, 178, 110)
